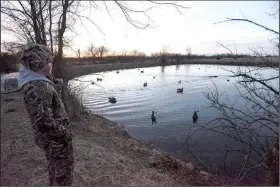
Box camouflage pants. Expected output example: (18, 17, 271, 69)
(35, 132, 74, 186)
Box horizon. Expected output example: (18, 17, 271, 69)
(1, 1, 279, 57)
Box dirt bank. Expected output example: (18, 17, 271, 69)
(1, 90, 239, 186)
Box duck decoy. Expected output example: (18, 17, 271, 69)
(177, 87, 183, 93)
(153, 76, 155, 79)
(143, 81, 147, 87)
(108, 97, 117, 104)
(5, 108, 17, 113)
(192, 111, 198, 123)
(116, 71, 119, 74)
(91, 81, 95, 85)
(178, 80, 181, 83)
(4, 98, 14, 102)
(141, 70, 144, 73)
(227, 79, 229, 82)
(97, 78, 102, 81)
(151, 111, 157, 125)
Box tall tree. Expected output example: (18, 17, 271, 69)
(1, 1, 188, 77)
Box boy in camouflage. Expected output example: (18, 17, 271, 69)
(18, 43, 74, 186)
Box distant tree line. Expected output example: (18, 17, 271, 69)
(0, 41, 276, 72)
(63, 51, 255, 65)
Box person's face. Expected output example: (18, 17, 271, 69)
(38, 63, 53, 76)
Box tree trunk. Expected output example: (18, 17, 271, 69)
(49, 0, 54, 55)
(53, 0, 71, 115)
(265, 138, 279, 186)
(38, 0, 47, 45)
(30, 0, 42, 43)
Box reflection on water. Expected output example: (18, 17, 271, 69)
(69, 64, 278, 182)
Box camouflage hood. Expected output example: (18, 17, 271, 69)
(18, 65, 53, 89)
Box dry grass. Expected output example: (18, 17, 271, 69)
(1, 90, 235, 186)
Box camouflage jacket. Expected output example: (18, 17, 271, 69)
(23, 78, 70, 139)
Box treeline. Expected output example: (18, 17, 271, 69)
(0, 49, 275, 73)
(64, 53, 253, 64)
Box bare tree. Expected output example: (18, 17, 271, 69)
(1, 1, 189, 75)
(160, 44, 170, 64)
(132, 50, 139, 57)
(181, 12, 279, 185)
(130, 50, 146, 58)
(1, 0, 80, 76)
(95, 46, 109, 59)
(87, 44, 96, 59)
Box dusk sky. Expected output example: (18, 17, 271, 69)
(1, 1, 279, 56)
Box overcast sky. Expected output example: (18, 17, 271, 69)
(1, 1, 279, 56)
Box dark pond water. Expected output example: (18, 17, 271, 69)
(69, 64, 278, 182)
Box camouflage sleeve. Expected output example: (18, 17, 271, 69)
(24, 82, 67, 138)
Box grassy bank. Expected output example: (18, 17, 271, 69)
(1, 90, 238, 186)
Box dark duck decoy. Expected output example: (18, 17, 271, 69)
(143, 81, 147, 87)
(178, 80, 181, 83)
(97, 78, 102, 81)
(151, 111, 157, 125)
(116, 71, 119, 74)
(108, 97, 117, 104)
(141, 70, 144, 73)
(192, 111, 198, 123)
(153, 76, 155, 79)
(177, 87, 183, 93)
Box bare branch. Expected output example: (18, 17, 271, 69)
(217, 42, 235, 56)
(67, 10, 105, 36)
(103, 1, 114, 20)
(235, 73, 279, 95)
(213, 18, 279, 35)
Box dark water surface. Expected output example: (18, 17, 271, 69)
(69, 64, 278, 182)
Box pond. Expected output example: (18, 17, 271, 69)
(69, 64, 278, 182)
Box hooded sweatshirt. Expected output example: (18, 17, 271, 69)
(18, 65, 53, 89)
